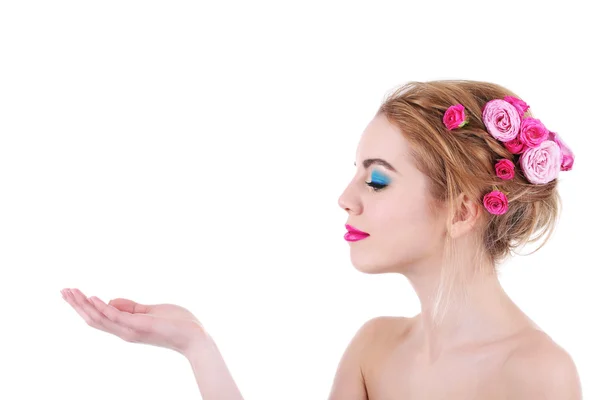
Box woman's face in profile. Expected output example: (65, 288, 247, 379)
(338, 114, 447, 275)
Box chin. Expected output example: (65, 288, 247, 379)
(349, 248, 399, 274)
(348, 242, 420, 275)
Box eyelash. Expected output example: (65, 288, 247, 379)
(365, 181, 388, 191)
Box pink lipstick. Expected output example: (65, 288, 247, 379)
(344, 224, 370, 242)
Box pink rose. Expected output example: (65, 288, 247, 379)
(519, 117, 549, 148)
(520, 140, 561, 184)
(503, 96, 530, 117)
(483, 190, 509, 215)
(482, 99, 521, 142)
(548, 131, 574, 171)
(443, 104, 468, 130)
(504, 136, 526, 154)
(495, 159, 515, 180)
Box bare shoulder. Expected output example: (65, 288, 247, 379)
(503, 329, 582, 399)
(357, 316, 414, 377)
(327, 316, 410, 400)
(351, 315, 412, 354)
(357, 315, 410, 336)
(339, 315, 411, 370)
(361, 315, 412, 344)
(343, 315, 411, 346)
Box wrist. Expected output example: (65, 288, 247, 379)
(183, 327, 244, 399)
(182, 322, 213, 360)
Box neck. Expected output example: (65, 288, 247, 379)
(404, 257, 531, 362)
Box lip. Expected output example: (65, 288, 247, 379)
(344, 224, 370, 242)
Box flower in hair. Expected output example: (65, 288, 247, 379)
(519, 117, 549, 148)
(504, 136, 526, 154)
(483, 190, 508, 215)
(482, 99, 521, 142)
(549, 131, 574, 171)
(520, 140, 561, 184)
(495, 159, 515, 180)
(443, 104, 468, 130)
(504, 96, 530, 117)
(464, 95, 577, 215)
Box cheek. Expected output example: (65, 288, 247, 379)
(376, 189, 433, 223)
(373, 191, 444, 246)
(349, 190, 446, 273)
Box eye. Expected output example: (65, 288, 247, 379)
(365, 170, 390, 191)
(366, 181, 387, 190)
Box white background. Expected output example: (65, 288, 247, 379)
(1, 1, 598, 399)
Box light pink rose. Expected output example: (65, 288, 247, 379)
(519, 117, 549, 148)
(483, 190, 509, 215)
(519, 140, 561, 184)
(504, 136, 526, 154)
(443, 104, 468, 130)
(482, 99, 521, 142)
(495, 159, 515, 180)
(548, 131, 574, 171)
(503, 96, 530, 117)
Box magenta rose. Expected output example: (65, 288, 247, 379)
(482, 99, 521, 142)
(495, 159, 515, 180)
(504, 136, 526, 154)
(483, 190, 509, 215)
(519, 117, 549, 148)
(519, 140, 561, 184)
(503, 96, 530, 117)
(443, 104, 468, 130)
(549, 131, 574, 171)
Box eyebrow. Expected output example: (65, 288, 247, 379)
(354, 158, 398, 173)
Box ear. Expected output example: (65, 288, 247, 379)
(449, 193, 482, 238)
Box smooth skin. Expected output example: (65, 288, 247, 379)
(62, 113, 582, 399)
(331, 113, 582, 399)
(61, 288, 243, 400)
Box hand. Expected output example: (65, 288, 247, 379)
(61, 288, 207, 358)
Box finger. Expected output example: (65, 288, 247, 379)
(62, 289, 96, 327)
(108, 298, 150, 314)
(67, 288, 117, 332)
(67, 289, 136, 341)
(90, 296, 156, 333)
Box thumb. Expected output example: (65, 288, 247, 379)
(108, 298, 151, 314)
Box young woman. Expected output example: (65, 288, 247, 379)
(62, 80, 581, 399)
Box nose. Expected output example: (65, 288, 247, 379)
(338, 183, 362, 215)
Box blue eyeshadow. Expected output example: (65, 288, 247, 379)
(370, 169, 390, 185)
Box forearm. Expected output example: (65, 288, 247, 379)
(185, 331, 244, 400)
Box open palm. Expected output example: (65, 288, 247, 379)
(61, 288, 205, 357)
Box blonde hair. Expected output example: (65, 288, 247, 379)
(377, 80, 561, 321)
